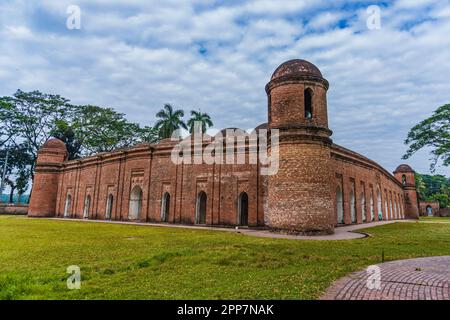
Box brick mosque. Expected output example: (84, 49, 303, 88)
(28, 59, 421, 235)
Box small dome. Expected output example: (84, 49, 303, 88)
(394, 164, 414, 173)
(252, 123, 269, 134)
(271, 59, 323, 81)
(42, 138, 66, 151)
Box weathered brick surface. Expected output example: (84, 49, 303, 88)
(419, 201, 440, 217)
(28, 59, 419, 234)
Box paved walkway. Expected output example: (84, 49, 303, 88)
(322, 256, 450, 300)
(45, 217, 397, 240)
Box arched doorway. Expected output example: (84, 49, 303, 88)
(361, 192, 366, 222)
(83, 195, 91, 219)
(105, 194, 113, 220)
(350, 190, 356, 223)
(238, 192, 249, 226)
(64, 194, 72, 218)
(336, 186, 344, 224)
(377, 188, 382, 220)
(370, 194, 375, 221)
(426, 205, 433, 217)
(389, 198, 394, 220)
(161, 192, 170, 222)
(385, 199, 389, 220)
(196, 192, 207, 225)
(129, 186, 143, 221)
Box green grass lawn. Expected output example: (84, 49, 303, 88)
(419, 216, 450, 223)
(0, 215, 449, 300)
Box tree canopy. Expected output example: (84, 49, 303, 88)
(0, 90, 214, 202)
(154, 104, 187, 139)
(415, 173, 450, 208)
(403, 104, 450, 172)
(187, 109, 214, 134)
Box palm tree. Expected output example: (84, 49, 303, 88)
(187, 109, 214, 134)
(154, 104, 187, 139)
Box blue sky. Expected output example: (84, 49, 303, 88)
(0, 0, 449, 175)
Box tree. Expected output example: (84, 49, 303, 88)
(187, 109, 214, 134)
(71, 105, 146, 156)
(139, 126, 160, 144)
(0, 90, 74, 178)
(154, 104, 187, 139)
(415, 172, 450, 208)
(0, 99, 15, 148)
(51, 120, 82, 160)
(403, 104, 450, 172)
(0, 145, 33, 203)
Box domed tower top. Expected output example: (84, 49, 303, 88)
(393, 164, 415, 187)
(37, 138, 68, 163)
(42, 138, 67, 151)
(394, 164, 415, 173)
(271, 59, 324, 81)
(266, 59, 331, 137)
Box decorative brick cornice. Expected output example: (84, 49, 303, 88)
(265, 75, 329, 93)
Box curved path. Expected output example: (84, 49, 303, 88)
(45, 218, 396, 240)
(322, 256, 450, 300)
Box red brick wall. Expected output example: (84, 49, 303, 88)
(331, 144, 405, 225)
(419, 201, 440, 216)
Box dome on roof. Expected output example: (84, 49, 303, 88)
(271, 59, 323, 81)
(42, 138, 66, 151)
(394, 164, 415, 173)
(252, 123, 269, 134)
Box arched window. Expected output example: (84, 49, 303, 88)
(64, 194, 72, 218)
(161, 192, 170, 222)
(238, 192, 249, 226)
(336, 186, 344, 224)
(304, 88, 313, 119)
(350, 190, 356, 223)
(129, 186, 143, 221)
(402, 175, 406, 185)
(105, 194, 114, 220)
(83, 195, 91, 219)
(361, 192, 366, 222)
(196, 192, 207, 225)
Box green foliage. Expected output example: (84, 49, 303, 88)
(0, 145, 33, 202)
(0, 216, 449, 299)
(51, 120, 82, 160)
(1, 89, 215, 200)
(70, 105, 147, 156)
(415, 172, 450, 208)
(403, 104, 450, 172)
(154, 104, 187, 139)
(187, 109, 214, 134)
(138, 126, 160, 144)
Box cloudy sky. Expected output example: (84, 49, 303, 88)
(1, 0, 449, 175)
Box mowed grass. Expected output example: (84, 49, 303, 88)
(0, 216, 449, 300)
(419, 216, 450, 223)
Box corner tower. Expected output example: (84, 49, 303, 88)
(393, 164, 419, 219)
(28, 139, 67, 217)
(266, 59, 334, 234)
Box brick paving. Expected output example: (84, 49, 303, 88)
(322, 256, 450, 300)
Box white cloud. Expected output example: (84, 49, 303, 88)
(0, 0, 449, 176)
